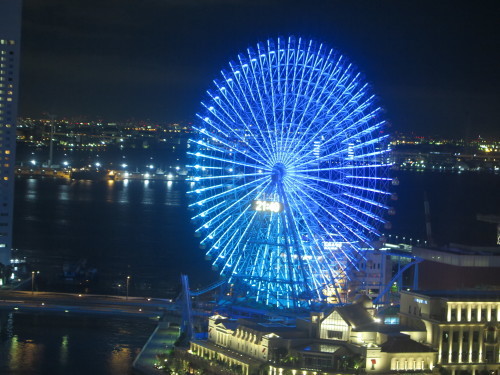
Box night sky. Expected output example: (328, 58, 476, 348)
(19, 0, 500, 137)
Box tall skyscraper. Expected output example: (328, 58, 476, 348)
(0, 0, 22, 267)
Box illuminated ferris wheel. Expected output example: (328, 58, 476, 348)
(188, 36, 392, 308)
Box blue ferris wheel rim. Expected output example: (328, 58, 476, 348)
(187, 36, 392, 308)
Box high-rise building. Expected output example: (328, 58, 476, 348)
(0, 0, 22, 267)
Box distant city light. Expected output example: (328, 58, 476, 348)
(95, 162, 101, 167)
(121, 163, 128, 168)
(30, 159, 36, 165)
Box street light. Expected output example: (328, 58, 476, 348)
(31, 271, 39, 295)
(126, 276, 130, 300)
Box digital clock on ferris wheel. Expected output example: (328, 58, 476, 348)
(251, 200, 284, 213)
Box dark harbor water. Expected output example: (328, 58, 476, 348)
(6, 170, 500, 374)
(14, 172, 500, 287)
(13, 178, 218, 296)
(390, 170, 500, 246)
(12, 171, 500, 296)
(0, 311, 156, 375)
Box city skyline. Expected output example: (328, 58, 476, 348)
(18, 0, 500, 137)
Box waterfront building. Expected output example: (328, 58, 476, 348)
(0, 0, 22, 268)
(188, 297, 436, 375)
(400, 290, 500, 375)
(348, 250, 393, 302)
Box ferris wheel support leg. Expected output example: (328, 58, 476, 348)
(180, 274, 194, 342)
(277, 180, 311, 307)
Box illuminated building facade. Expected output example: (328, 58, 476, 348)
(0, 0, 22, 266)
(400, 290, 499, 375)
(188, 298, 437, 375)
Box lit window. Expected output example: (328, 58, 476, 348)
(4, 150, 9, 154)
(3, 177, 7, 180)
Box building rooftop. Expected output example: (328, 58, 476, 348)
(295, 342, 353, 356)
(380, 336, 435, 353)
(335, 302, 375, 329)
(405, 290, 500, 302)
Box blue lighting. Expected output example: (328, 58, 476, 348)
(188, 36, 391, 309)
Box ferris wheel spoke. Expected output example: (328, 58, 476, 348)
(187, 151, 268, 171)
(338, 209, 382, 238)
(279, 190, 319, 290)
(189, 175, 267, 208)
(203, 208, 249, 251)
(245, 215, 279, 283)
(197, 113, 271, 164)
(191, 200, 226, 220)
(264, 40, 280, 155)
(284, 57, 351, 163)
(189, 171, 267, 182)
(195, 179, 271, 233)
(283, 41, 325, 161)
(342, 122, 386, 145)
(217, 213, 258, 274)
(225, 64, 277, 161)
(246, 47, 279, 163)
(290, 102, 377, 167)
(343, 192, 389, 210)
(328, 211, 374, 248)
(286, 39, 314, 154)
(289, 176, 383, 231)
(284, 179, 354, 261)
(345, 175, 392, 181)
(284, 185, 346, 293)
(191, 127, 269, 168)
(211, 81, 275, 162)
(187, 183, 225, 195)
(301, 162, 394, 172)
(284, 180, 362, 268)
(199, 215, 232, 244)
(283, 64, 361, 164)
(348, 134, 390, 149)
(293, 173, 390, 196)
(350, 148, 390, 160)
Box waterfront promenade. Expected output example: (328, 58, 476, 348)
(133, 321, 181, 374)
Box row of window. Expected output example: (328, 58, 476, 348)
(442, 329, 495, 344)
(449, 307, 498, 322)
(441, 350, 496, 364)
(393, 360, 427, 370)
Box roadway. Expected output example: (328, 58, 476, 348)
(0, 290, 179, 318)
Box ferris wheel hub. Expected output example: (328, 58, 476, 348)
(272, 163, 286, 183)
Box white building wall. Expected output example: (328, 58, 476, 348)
(320, 310, 350, 341)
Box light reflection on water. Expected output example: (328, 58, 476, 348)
(0, 312, 156, 375)
(14, 178, 217, 296)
